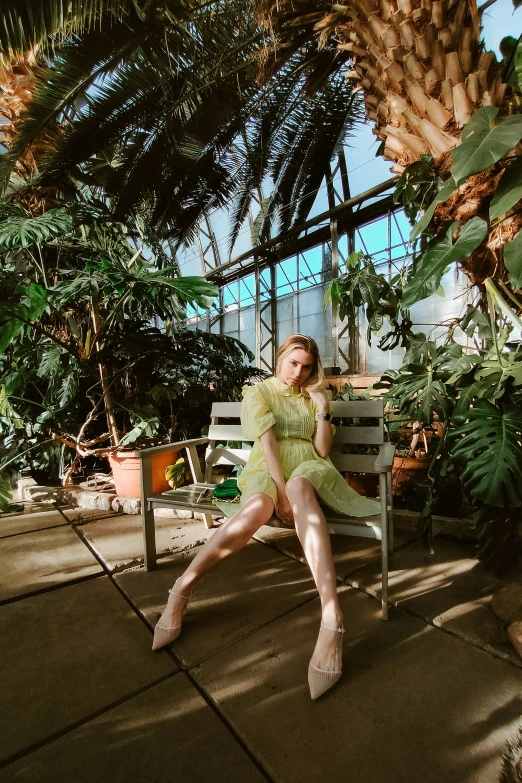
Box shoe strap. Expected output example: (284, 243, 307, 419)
(168, 588, 191, 601)
(320, 623, 345, 633)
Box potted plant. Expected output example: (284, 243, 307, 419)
(0, 202, 260, 496)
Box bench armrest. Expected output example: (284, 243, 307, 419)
(133, 437, 209, 456)
(373, 442, 396, 472)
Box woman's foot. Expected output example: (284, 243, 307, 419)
(152, 578, 192, 651)
(308, 615, 344, 700)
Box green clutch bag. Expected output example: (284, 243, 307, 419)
(212, 479, 241, 500)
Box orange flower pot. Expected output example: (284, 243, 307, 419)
(108, 450, 178, 498)
(345, 473, 379, 497)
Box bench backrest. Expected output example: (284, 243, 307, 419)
(204, 399, 385, 481)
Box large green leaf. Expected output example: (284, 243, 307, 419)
(450, 107, 522, 186)
(504, 229, 522, 290)
(402, 217, 488, 308)
(450, 401, 522, 507)
(0, 209, 72, 249)
(409, 178, 456, 241)
(0, 478, 13, 512)
(489, 159, 522, 221)
(375, 363, 449, 424)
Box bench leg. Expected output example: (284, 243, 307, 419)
(143, 504, 157, 571)
(202, 513, 214, 530)
(379, 472, 389, 620)
(140, 455, 156, 571)
(386, 470, 394, 555)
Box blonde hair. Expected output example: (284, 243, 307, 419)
(275, 334, 324, 398)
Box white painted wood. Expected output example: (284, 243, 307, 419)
(380, 471, 389, 620)
(374, 442, 396, 470)
(330, 454, 379, 473)
(333, 427, 384, 445)
(208, 424, 246, 441)
(186, 444, 203, 482)
(326, 521, 382, 539)
(330, 400, 384, 417)
(134, 437, 208, 456)
(205, 447, 251, 466)
(211, 402, 242, 416)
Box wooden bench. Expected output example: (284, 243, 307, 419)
(136, 398, 395, 618)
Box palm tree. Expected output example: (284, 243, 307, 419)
(0, 0, 365, 250)
(255, 0, 522, 284)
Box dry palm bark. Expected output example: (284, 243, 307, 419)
(256, 0, 521, 283)
(0, 50, 59, 214)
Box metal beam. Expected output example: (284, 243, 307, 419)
(204, 177, 398, 283)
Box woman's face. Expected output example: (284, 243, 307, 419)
(278, 348, 315, 387)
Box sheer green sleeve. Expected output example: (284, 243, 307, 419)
(241, 385, 276, 440)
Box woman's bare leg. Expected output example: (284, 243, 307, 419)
(285, 476, 343, 672)
(157, 492, 274, 629)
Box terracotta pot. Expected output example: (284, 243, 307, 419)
(108, 450, 178, 498)
(345, 473, 379, 497)
(392, 454, 430, 495)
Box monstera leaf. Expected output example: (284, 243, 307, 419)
(402, 218, 487, 308)
(375, 363, 449, 424)
(0, 209, 72, 249)
(450, 401, 522, 508)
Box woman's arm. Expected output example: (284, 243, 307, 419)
(259, 428, 294, 523)
(308, 389, 334, 458)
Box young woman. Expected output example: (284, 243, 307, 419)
(153, 334, 380, 699)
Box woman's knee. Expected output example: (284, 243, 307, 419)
(241, 492, 274, 524)
(286, 476, 315, 500)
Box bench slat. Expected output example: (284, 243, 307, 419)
(208, 424, 245, 440)
(208, 424, 384, 445)
(211, 402, 242, 416)
(209, 400, 384, 420)
(205, 447, 251, 466)
(330, 400, 384, 417)
(333, 427, 384, 445)
(330, 454, 380, 472)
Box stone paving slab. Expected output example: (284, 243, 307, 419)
(115, 539, 317, 667)
(346, 538, 522, 666)
(0, 508, 68, 538)
(77, 513, 214, 572)
(0, 674, 266, 783)
(0, 577, 177, 765)
(0, 506, 121, 539)
(0, 525, 103, 601)
(254, 524, 415, 581)
(193, 587, 522, 783)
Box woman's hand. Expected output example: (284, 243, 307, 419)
(277, 490, 294, 525)
(307, 386, 330, 414)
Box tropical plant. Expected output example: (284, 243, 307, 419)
(373, 279, 522, 573)
(0, 201, 260, 486)
(0, 1, 365, 249)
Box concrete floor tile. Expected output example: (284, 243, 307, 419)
(0, 526, 102, 601)
(192, 588, 522, 783)
(254, 524, 415, 581)
(0, 577, 176, 764)
(346, 538, 522, 665)
(78, 513, 214, 572)
(0, 674, 266, 783)
(0, 509, 68, 538)
(115, 539, 317, 667)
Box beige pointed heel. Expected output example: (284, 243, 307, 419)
(308, 623, 345, 700)
(152, 584, 192, 651)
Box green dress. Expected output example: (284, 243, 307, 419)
(214, 376, 381, 522)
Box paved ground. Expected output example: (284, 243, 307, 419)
(1, 502, 521, 783)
